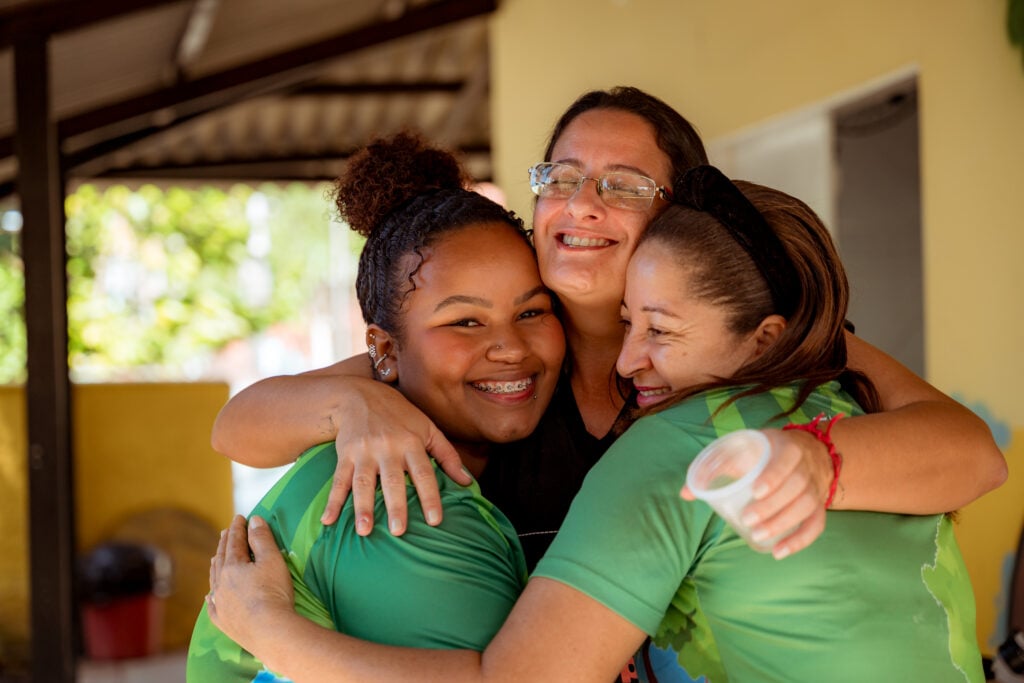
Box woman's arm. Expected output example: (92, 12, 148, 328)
(828, 333, 1006, 511)
(211, 354, 470, 534)
(738, 334, 1006, 558)
(210, 355, 372, 467)
(208, 516, 644, 683)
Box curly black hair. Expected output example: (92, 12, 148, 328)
(333, 131, 530, 340)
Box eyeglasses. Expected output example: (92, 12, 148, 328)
(528, 162, 672, 211)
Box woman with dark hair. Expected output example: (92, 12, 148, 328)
(207, 167, 983, 682)
(211, 86, 1004, 563)
(186, 132, 565, 681)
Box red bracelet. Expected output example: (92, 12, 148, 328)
(783, 412, 845, 509)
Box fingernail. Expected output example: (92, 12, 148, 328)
(741, 510, 760, 527)
(751, 527, 770, 542)
(250, 516, 264, 529)
(426, 509, 441, 526)
(461, 466, 474, 480)
(752, 482, 769, 498)
(219, 529, 226, 539)
(773, 546, 791, 560)
(389, 517, 403, 535)
(356, 516, 371, 536)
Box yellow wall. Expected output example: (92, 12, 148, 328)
(491, 0, 1024, 654)
(0, 382, 233, 662)
(957, 426, 1024, 652)
(0, 387, 29, 665)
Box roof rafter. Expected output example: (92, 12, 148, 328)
(0, 78, 473, 175)
(0, 0, 187, 46)
(289, 80, 467, 96)
(84, 143, 492, 181)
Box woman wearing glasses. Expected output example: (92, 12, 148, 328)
(211, 86, 1004, 566)
(207, 168, 984, 682)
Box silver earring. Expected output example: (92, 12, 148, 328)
(368, 343, 377, 359)
(373, 353, 390, 377)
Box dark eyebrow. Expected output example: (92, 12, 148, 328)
(433, 285, 549, 313)
(553, 157, 655, 178)
(434, 295, 490, 312)
(516, 285, 550, 305)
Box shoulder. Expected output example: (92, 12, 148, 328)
(249, 442, 336, 566)
(259, 441, 337, 507)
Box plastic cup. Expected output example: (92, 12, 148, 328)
(686, 429, 778, 552)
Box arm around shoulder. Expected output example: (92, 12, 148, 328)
(210, 355, 374, 468)
(833, 334, 1007, 513)
(210, 511, 646, 682)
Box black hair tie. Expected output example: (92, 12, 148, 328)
(675, 166, 800, 317)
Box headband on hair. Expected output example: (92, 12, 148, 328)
(674, 166, 799, 317)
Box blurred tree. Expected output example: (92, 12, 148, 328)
(0, 182, 352, 384)
(0, 245, 25, 383)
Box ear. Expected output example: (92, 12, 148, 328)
(366, 324, 399, 384)
(749, 314, 786, 359)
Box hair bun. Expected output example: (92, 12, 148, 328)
(333, 131, 469, 238)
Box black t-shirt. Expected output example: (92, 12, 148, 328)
(477, 377, 626, 571)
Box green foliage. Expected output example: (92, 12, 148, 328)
(0, 248, 26, 383)
(1012, 0, 1024, 67)
(0, 182, 347, 384)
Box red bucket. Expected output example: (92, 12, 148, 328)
(81, 593, 165, 660)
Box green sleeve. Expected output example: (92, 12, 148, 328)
(532, 414, 718, 635)
(186, 444, 337, 683)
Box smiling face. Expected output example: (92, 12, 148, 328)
(532, 108, 672, 311)
(616, 240, 762, 408)
(386, 223, 565, 444)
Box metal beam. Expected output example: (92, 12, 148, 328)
(0, 79, 471, 174)
(0, 0, 187, 48)
(288, 80, 467, 96)
(61, 80, 473, 174)
(84, 144, 492, 181)
(13, 32, 76, 683)
(63, 110, 210, 173)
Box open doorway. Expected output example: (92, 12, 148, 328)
(834, 82, 923, 376)
(708, 71, 923, 375)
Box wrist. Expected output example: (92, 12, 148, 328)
(245, 605, 304, 671)
(783, 413, 845, 509)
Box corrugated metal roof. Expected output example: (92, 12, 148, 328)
(0, 0, 496, 197)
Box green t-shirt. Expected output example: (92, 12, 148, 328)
(187, 442, 527, 682)
(534, 382, 983, 683)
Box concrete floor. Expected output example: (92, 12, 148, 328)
(77, 651, 186, 683)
